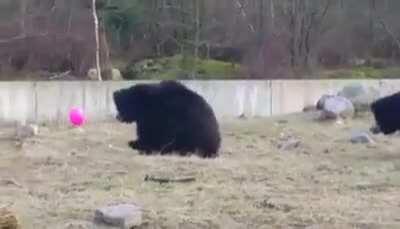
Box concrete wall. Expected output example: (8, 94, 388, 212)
(1, 79, 400, 124)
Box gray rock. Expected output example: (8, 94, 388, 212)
(87, 68, 123, 81)
(64, 220, 92, 229)
(279, 139, 301, 151)
(94, 203, 143, 228)
(87, 68, 98, 80)
(316, 94, 333, 110)
(348, 58, 366, 66)
(339, 83, 365, 98)
(16, 122, 38, 140)
(351, 131, 374, 144)
(317, 95, 355, 120)
(337, 83, 379, 113)
(111, 68, 123, 81)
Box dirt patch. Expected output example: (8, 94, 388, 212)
(1, 113, 400, 228)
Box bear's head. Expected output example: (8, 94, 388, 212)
(113, 84, 154, 123)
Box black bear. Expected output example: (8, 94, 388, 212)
(370, 92, 400, 135)
(113, 80, 221, 158)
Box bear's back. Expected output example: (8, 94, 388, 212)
(157, 81, 214, 117)
(158, 81, 221, 156)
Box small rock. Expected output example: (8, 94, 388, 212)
(370, 125, 381, 134)
(16, 122, 38, 140)
(277, 119, 288, 124)
(64, 221, 91, 229)
(111, 68, 123, 81)
(316, 164, 333, 172)
(303, 105, 317, 112)
(94, 203, 143, 228)
(279, 139, 301, 151)
(335, 118, 344, 125)
(238, 113, 247, 119)
(87, 68, 98, 80)
(87, 68, 122, 81)
(351, 131, 375, 144)
(366, 144, 378, 149)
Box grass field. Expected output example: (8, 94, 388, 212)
(1, 112, 400, 228)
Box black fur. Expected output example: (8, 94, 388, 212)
(113, 80, 221, 158)
(370, 92, 400, 135)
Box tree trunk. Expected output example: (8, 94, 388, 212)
(99, 25, 112, 80)
(234, 0, 255, 33)
(19, 0, 27, 36)
(92, 0, 102, 81)
(258, 0, 265, 38)
(339, 0, 344, 9)
(66, 0, 73, 34)
(270, 0, 275, 31)
(192, 0, 201, 78)
(194, 0, 200, 60)
(368, 0, 376, 57)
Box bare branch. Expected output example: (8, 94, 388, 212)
(144, 175, 196, 184)
(0, 34, 49, 44)
(317, 0, 333, 30)
(378, 18, 400, 52)
(233, 0, 256, 33)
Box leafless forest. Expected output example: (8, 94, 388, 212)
(0, 0, 400, 80)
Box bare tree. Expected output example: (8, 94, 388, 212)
(233, 0, 255, 34)
(19, 0, 26, 36)
(191, 0, 201, 78)
(285, 0, 333, 72)
(269, 0, 275, 31)
(193, 0, 200, 60)
(92, 0, 102, 81)
(378, 18, 400, 52)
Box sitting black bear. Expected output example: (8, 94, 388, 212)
(370, 92, 400, 135)
(113, 80, 221, 158)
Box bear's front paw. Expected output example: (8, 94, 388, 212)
(138, 150, 152, 155)
(128, 140, 140, 149)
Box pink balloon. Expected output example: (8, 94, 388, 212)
(69, 107, 85, 126)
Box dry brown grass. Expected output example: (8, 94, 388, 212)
(1, 112, 400, 228)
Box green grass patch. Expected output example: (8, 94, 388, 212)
(121, 55, 240, 80)
(322, 66, 400, 79)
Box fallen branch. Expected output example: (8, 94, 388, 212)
(49, 70, 71, 80)
(0, 33, 48, 44)
(0, 179, 23, 188)
(144, 175, 196, 184)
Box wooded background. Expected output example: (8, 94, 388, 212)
(0, 0, 399, 80)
